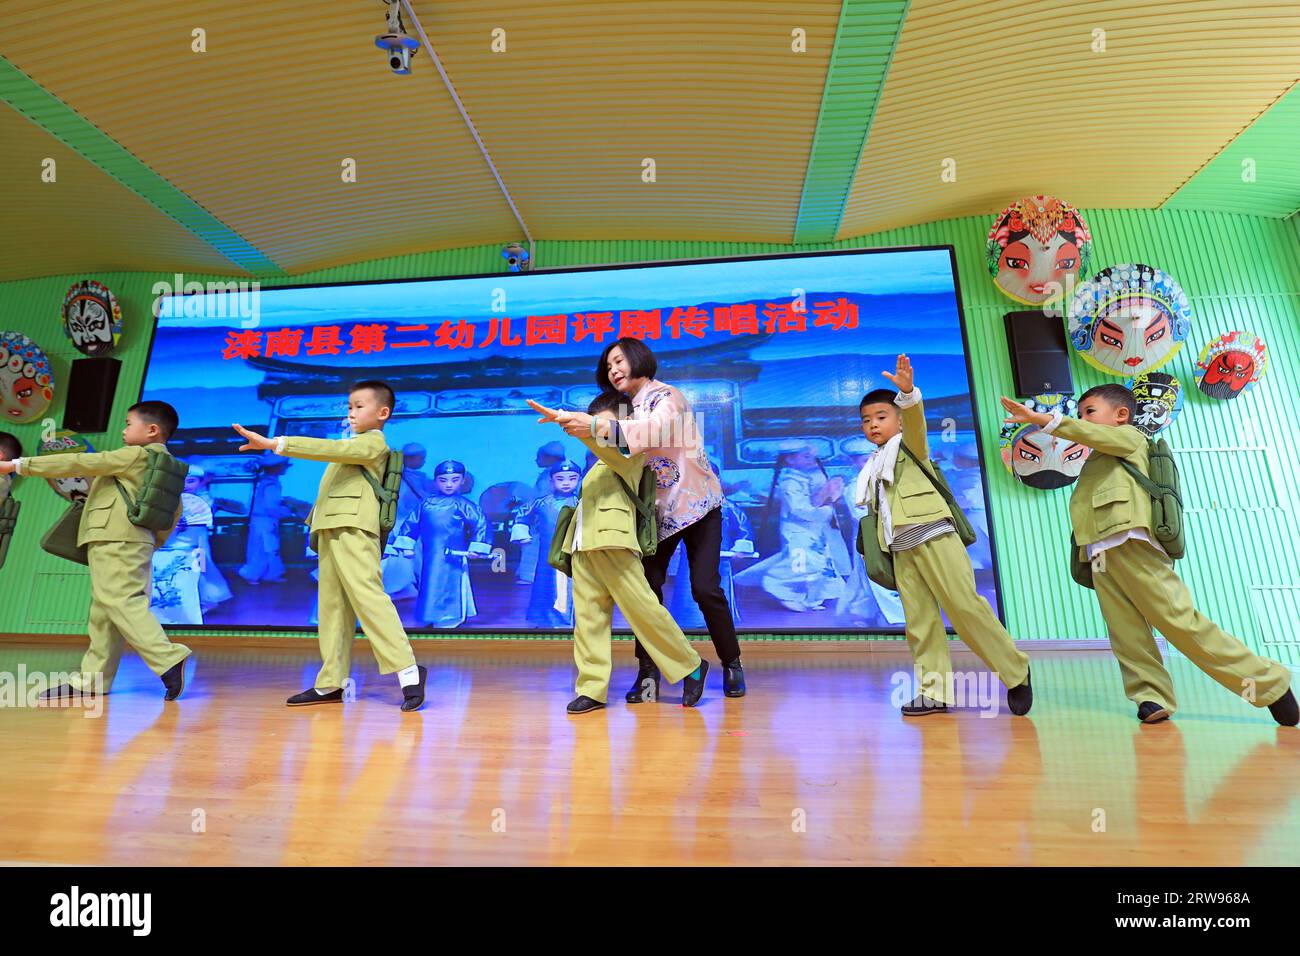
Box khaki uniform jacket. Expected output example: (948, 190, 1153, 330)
(22, 443, 180, 549)
(867, 397, 951, 551)
(279, 429, 388, 550)
(1050, 418, 1153, 549)
(562, 433, 646, 554)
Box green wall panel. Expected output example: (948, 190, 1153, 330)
(2, 212, 1299, 661)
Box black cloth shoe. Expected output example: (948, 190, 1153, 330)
(38, 683, 92, 701)
(901, 694, 948, 717)
(1137, 701, 1171, 723)
(567, 695, 606, 715)
(161, 660, 186, 701)
(287, 687, 344, 707)
(400, 665, 428, 712)
(1006, 666, 1033, 716)
(722, 658, 746, 698)
(1268, 688, 1299, 727)
(625, 662, 661, 704)
(681, 660, 709, 708)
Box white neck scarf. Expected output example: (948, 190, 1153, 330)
(856, 433, 903, 546)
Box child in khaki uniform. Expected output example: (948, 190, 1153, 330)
(232, 380, 427, 712)
(859, 355, 1032, 717)
(0, 402, 192, 699)
(1002, 384, 1297, 725)
(528, 393, 706, 713)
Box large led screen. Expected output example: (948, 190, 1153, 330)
(141, 247, 1002, 632)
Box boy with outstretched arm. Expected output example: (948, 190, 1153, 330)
(1001, 384, 1297, 725)
(859, 355, 1032, 716)
(232, 379, 427, 712)
(528, 393, 707, 713)
(0, 402, 192, 700)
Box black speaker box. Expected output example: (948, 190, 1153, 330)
(1004, 310, 1074, 397)
(63, 357, 122, 433)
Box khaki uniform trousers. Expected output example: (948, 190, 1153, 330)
(572, 548, 701, 702)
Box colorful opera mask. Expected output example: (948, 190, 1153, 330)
(0, 331, 55, 424)
(1195, 331, 1268, 401)
(1068, 264, 1191, 376)
(1000, 394, 1090, 490)
(986, 196, 1093, 305)
(39, 431, 94, 502)
(62, 280, 123, 356)
(1128, 372, 1184, 436)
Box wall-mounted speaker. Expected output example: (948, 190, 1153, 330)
(63, 357, 122, 433)
(1004, 310, 1074, 397)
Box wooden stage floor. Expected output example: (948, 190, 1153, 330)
(1, 638, 1298, 867)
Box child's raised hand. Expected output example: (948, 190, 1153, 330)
(232, 423, 275, 452)
(882, 354, 914, 393)
(0, 460, 16, 475)
(999, 396, 1049, 426)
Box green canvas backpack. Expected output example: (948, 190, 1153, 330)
(114, 449, 189, 533)
(550, 491, 580, 578)
(0, 496, 19, 570)
(1068, 438, 1184, 590)
(359, 450, 404, 551)
(853, 444, 976, 591)
(42, 500, 88, 565)
(617, 467, 659, 558)
(1118, 436, 1184, 561)
(900, 444, 978, 547)
(549, 466, 658, 578)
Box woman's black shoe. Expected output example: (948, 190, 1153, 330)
(722, 659, 746, 698)
(625, 662, 660, 703)
(1268, 688, 1299, 727)
(1137, 701, 1171, 723)
(567, 695, 606, 715)
(401, 665, 428, 712)
(681, 660, 709, 708)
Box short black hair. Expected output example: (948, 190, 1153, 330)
(859, 389, 898, 412)
(1080, 383, 1137, 419)
(595, 337, 657, 391)
(351, 379, 396, 412)
(128, 401, 179, 441)
(0, 432, 21, 460)
(587, 390, 631, 418)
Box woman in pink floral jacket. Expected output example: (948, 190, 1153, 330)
(555, 337, 746, 702)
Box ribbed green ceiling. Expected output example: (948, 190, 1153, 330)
(0, 53, 284, 276)
(1, 2, 1297, 281)
(792, 0, 909, 244)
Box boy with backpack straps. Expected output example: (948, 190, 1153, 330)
(0, 402, 193, 700)
(528, 393, 706, 714)
(857, 355, 1032, 718)
(232, 380, 426, 712)
(1002, 384, 1297, 725)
